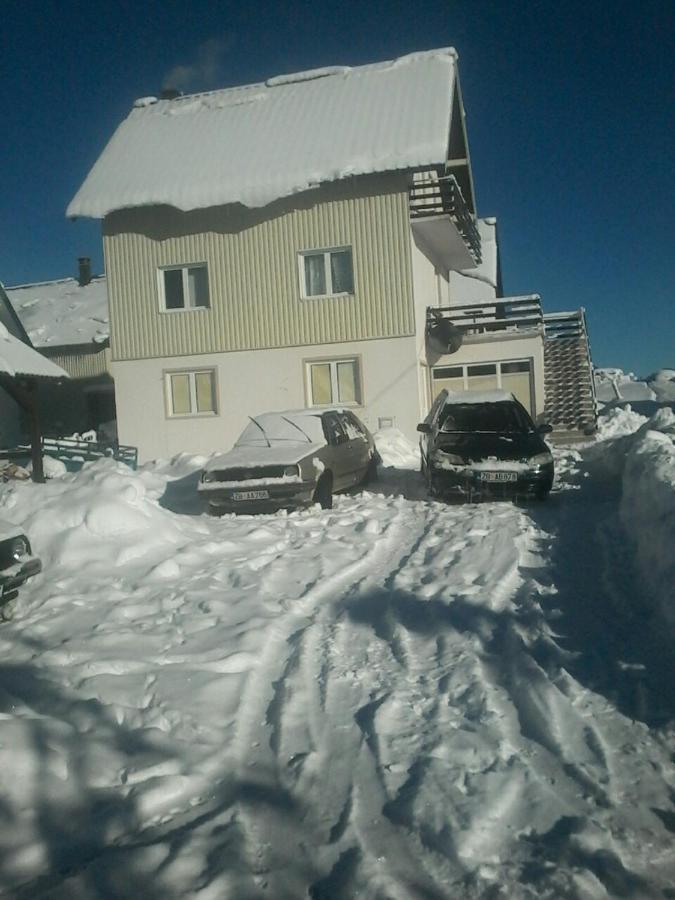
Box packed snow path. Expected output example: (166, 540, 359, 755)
(0, 441, 674, 898)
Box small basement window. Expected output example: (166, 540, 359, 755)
(306, 357, 362, 406)
(166, 369, 217, 417)
(299, 247, 354, 298)
(159, 264, 210, 311)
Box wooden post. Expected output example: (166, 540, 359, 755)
(26, 380, 44, 484)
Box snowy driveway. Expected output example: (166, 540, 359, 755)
(0, 432, 674, 899)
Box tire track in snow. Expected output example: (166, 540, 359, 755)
(229, 500, 443, 891)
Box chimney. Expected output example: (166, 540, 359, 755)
(78, 256, 92, 287)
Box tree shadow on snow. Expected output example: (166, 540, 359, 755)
(0, 647, 182, 899)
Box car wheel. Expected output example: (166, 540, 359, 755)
(313, 473, 333, 510)
(208, 502, 224, 516)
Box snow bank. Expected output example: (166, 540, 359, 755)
(647, 368, 675, 402)
(619, 408, 675, 626)
(374, 427, 420, 469)
(0, 459, 188, 572)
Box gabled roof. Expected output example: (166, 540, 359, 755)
(0, 321, 69, 379)
(67, 48, 458, 218)
(6, 276, 109, 349)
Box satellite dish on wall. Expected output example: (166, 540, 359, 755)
(426, 310, 463, 355)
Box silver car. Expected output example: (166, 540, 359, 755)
(199, 408, 380, 514)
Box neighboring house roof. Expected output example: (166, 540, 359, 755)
(67, 48, 458, 218)
(0, 322, 68, 379)
(6, 276, 109, 349)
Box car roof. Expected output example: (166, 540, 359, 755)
(441, 390, 516, 406)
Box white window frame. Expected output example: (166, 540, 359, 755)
(298, 246, 354, 299)
(158, 263, 210, 312)
(304, 356, 363, 408)
(164, 368, 218, 418)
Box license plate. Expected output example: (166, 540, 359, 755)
(232, 489, 270, 501)
(478, 471, 517, 482)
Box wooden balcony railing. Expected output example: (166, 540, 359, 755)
(410, 175, 482, 264)
(427, 295, 543, 338)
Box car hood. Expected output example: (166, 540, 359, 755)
(205, 442, 324, 471)
(0, 518, 24, 542)
(435, 431, 549, 463)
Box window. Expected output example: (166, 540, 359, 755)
(306, 357, 362, 407)
(159, 264, 209, 311)
(322, 412, 349, 446)
(299, 247, 354, 298)
(165, 369, 217, 417)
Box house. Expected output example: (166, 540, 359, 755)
(67, 48, 595, 463)
(1, 283, 70, 480)
(6, 260, 115, 437)
(0, 284, 33, 448)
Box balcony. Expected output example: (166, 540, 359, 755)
(426, 295, 543, 351)
(410, 174, 482, 271)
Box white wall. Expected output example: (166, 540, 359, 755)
(113, 335, 420, 462)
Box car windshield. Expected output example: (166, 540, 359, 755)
(235, 413, 326, 447)
(439, 402, 533, 434)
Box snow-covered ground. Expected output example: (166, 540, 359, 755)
(0, 409, 674, 899)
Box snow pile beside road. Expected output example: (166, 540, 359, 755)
(374, 426, 419, 469)
(0, 459, 189, 573)
(647, 368, 675, 402)
(596, 403, 647, 440)
(620, 408, 675, 625)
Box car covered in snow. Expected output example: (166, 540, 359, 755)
(0, 518, 41, 607)
(199, 408, 380, 514)
(418, 390, 554, 500)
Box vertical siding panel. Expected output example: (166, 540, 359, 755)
(107, 174, 414, 360)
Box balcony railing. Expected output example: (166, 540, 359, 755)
(543, 309, 589, 340)
(410, 174, 482, 264)
(427, 295, 543, 340)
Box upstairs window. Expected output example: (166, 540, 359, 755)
(159, 264, 210, 311)
(299, 247, 354, 298)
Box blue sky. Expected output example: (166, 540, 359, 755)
(2, 0, 673, 375)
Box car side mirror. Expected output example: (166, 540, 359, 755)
(417, 423, 431, 434)
(537, 423, 553, 435)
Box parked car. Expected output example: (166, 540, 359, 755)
(0, 518, 41, 608)
(418, 390, 554, 500)
(199, 408, 380, 514)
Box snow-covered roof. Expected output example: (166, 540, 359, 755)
(6, 277, 109, 349)
(67, 48, 458, 218)
(0, 322, 69, 379)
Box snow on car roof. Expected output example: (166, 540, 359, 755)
(442, 390, 515, 405)
(67, 48, 457, 217)
(235, 410, 327, 446)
